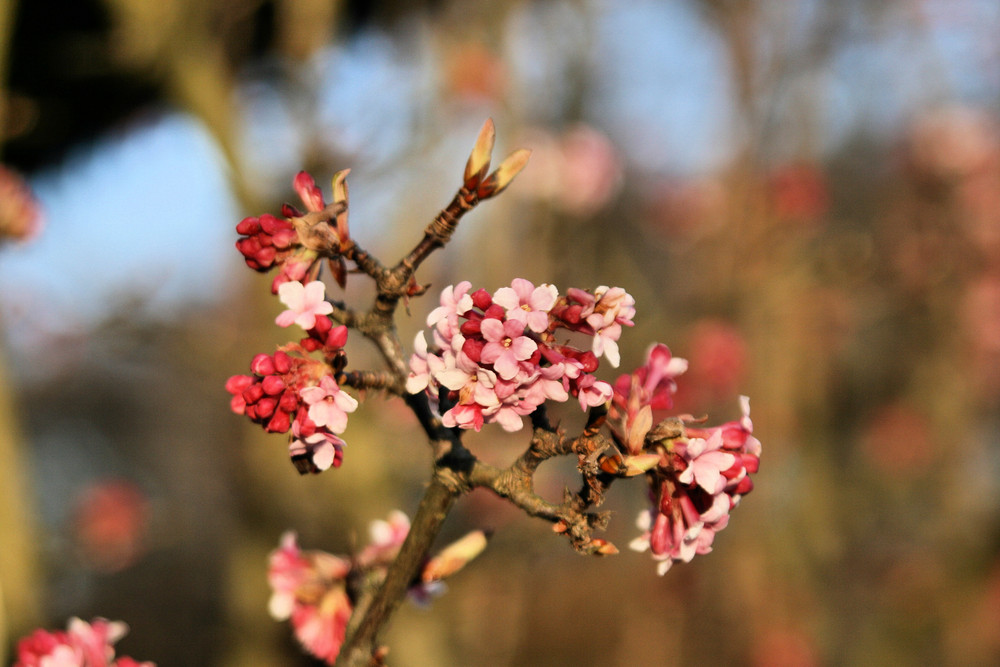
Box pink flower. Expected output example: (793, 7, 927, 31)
(573, 373, 613, 410)
(276, 280, 334, 330)
(479, 317, 537, 380)
(676, 431, 736, 495)
(492, 278, 558, 333)
(289, 422, 345, 474)
(586, 286, 636, 367)
(427, 281, 473, 336)
(299, 375, 358, 434)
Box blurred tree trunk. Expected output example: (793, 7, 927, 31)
(1, 1, 42, 660)
(0, 348, 42, 662)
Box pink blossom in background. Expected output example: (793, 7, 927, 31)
(72, 480, 150, 573)
(768, 162, 830, 226)
(0, 165, 43, 244)
(675, 319, 747, 409)
(358, 510, 411, 566)
(268, 532, 353, 665)
(14, 617, 154, 667)
(513, 124, 623, 215)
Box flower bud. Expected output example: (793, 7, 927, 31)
(471, 288, 493, 310)
(250, 353, 275, 376)
(262, 375, 286, 396)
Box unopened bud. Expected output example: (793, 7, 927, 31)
(250, 353, 276, 376)
(464, 118, 496, 187)
(590, 538, 619, 555)
(478, 148, 531, 198)
(421, 530, 489, 582)
(622, 453, 661, 476)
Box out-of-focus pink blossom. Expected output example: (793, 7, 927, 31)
(276, 280, 334, 330)
(268, 532, 352, 665)
(906, 105, 998, 181)
(768, 162, 830, 226)
(0, 165, 43, 244)
(358, 510, 411, 566)
(513, 124, 623, 215)
(676, 319, 748, 409)
(860, 402, 934, 474)
(14, 617, 154, 667)
(269, 514, 487, 663)
(72, 480, 150, 573)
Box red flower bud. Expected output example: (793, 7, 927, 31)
(734, 476, 754, 495)
(462, 336, 484, 363)
(326, 324, 348, 349)
(236, 237, 261, 257)
(279, 389, 300, 413)
(258, 213, 286, 235)
(250, 354, 275, 376)
(273, 351, 292, 374)
(261, 375, 286, 396)
(578, 351, 599, 373)
(483, 304, 505, 320)
(225, 374, 254, 394)
(471, 288, 492, 310)
(266, 410, 291, 433)
(255, 397, 277, 419)
(235, 217, 260, 235)
(242, 383, 264, 405)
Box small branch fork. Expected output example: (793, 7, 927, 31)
(296, 121, 624, 666)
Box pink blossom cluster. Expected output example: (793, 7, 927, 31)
(14, 617, 154, 667)
(611, 344, 761, 574)
(407, 279, 635, 432)
(268, 512, 485, 665)
(226, 315, 357, 474)
(234, 171, 349, 293)
(610, 344, 761, 574)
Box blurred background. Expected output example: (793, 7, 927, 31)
(1, 0, 999, 664)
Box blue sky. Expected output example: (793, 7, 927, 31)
(0, 0, 995, 368)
